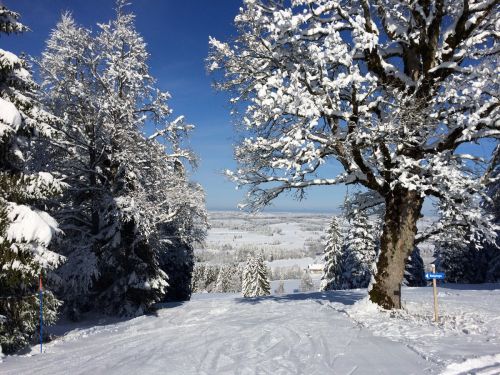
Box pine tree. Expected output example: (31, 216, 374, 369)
(403, 247, 426, 287)
(341, 210, 377, 289)
(320, 217, 343, 291)
(0, 5, 64, 353)
(242, 254, 270, 297)
(39, 3, 206, 316)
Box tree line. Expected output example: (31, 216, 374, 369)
(0, 2, 207, 354)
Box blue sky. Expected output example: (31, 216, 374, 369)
(3, 1, 496, 214)
(3, 0, 347, 213)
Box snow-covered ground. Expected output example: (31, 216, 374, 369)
(196, 211, 436, 271)
(2, 285, 499, 374)
(195, 211, 331, 264)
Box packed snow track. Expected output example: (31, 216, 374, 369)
(3, 287, 500, 374)
(2, 292, 440, 374)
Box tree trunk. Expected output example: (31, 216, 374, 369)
(369, 187, 424, 309)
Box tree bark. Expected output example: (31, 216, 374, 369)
(369, 186, 424, 309)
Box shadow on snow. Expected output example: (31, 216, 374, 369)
(234, 290, 366, 306)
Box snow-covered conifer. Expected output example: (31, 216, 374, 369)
(0, 5, 63, 353)
(191, 263, 205, 293)
(433, 198, 493, 284)
(209, 0, 499, 309)
(160, 237, 196, 301)
(433, 146, 499, 284)
(215, 264, 233, 293)
(242, 254, 270, 297)
(341, 210, 377, 289)
(435, 241, 488, 284)
(39, 2, 206, 316)
(403, 247, 426, 287)
(485, 145, 500, 282)
(320, 216, 343, 291)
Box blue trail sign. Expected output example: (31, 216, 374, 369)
(425, 272, 445, 280)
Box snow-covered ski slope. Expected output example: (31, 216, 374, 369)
(2, 286, 500, 374)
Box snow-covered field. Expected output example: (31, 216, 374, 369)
(195, 211, 331, 264)
(2, 285, 499, 374)
(196, 211, 436, 269)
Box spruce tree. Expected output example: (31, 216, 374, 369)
(403, 247, 426, 287)
(215, 263, 242, 293)
(242, 254, 270, 297)
(341, 210, 377, 289)
(39, 3, 206, 316)
(215, 264, 233, 293)
(320, 216, 343, 291)
(0, 5, 63, 353)
(160, 239, 195, 301)
(191, 263, 205, 293)
(432, 148, 499, 284)
(433, 202, 493, 284)
(242, 256, 256, 297)
(434, 237, 489, 284)
(485, 145, 500, 282)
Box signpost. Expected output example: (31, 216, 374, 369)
(425, 265, 445, 322)
(425, 272, 445, 280)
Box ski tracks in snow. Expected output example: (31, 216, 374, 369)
(441, 353, 500, 375)
(1, 293, 440, 374)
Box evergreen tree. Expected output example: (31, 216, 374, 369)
(242, 254, 270, 297)
(403, 247, 426, 287)
(191, 263, 242, 294)
(434, 234, 490, 284)
(485, 145, 500, 282)
(204, 265, 219, 292)
(341, 210, 377, 289)
(433, 198, 494, 284)
(160, 239, 195, 301)
(0, 5, 64, 353)
(191, 263, 206, 293)
(215, 264, 233, 293)
(320, 217, 343, 291)
(39, 3, 206, 316)
(435, 241, 481, 283)
(432, 147, 499, 284)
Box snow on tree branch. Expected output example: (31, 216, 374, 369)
(208, 0, 498, 225)
(209, 0, 498, 308)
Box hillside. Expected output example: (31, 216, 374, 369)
(2, 286, 500, 374)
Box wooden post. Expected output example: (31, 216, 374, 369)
(432, 264, 438, 322)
